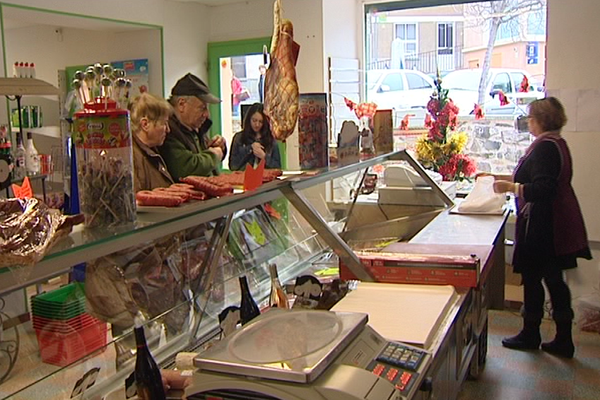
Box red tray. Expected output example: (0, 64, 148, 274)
(36, 321, 108, 366)
(32, 313, 101, 333)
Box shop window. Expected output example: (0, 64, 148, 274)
(365, 0, 548, 175)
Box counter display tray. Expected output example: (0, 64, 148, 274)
(136, 200, 205, 214)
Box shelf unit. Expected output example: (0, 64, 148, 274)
(0, 78, 60, 196)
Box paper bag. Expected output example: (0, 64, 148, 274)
(458, 176, 505, 213)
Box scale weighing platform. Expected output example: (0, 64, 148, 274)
(186, 310, 431, 400)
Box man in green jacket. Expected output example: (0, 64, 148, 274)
(159, 73, 227, 179)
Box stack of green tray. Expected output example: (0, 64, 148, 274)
(30, 282, 86, 320)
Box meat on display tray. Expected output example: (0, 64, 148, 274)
(136, 189, 244, 213)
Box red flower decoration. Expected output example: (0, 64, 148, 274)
(472, 103, 484, 120)
(519, 76, 529, 93)
(438, 153, 477, 181)
(344, 97, 377, 119)
(424, 113, 433, 128)
(498, 90, 510, 106)
(427, 98, 440, 116)
(427, 122, 442, 141)
(399, 114, 415, 130)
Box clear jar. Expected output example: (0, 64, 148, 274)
(73, 98, 136, 228)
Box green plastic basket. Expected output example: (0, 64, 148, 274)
(31, 282, 86, 320)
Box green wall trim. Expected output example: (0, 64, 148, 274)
(206, 36, 287, 169)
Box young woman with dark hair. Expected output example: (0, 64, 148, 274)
(229, 102, 281, 171)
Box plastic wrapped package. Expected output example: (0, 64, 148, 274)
(0, 198, 83, 268)
(85, 234, 188, 333)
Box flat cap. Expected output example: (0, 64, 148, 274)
(171, 73, 221, 104)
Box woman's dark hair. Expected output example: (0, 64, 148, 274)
(240, 102, 274, 152)
(528, 96, 567, 132)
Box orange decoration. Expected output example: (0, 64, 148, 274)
(12, 176, 33, 199)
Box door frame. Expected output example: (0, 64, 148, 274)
(208, 37, 287, 169)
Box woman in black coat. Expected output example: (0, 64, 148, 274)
(492, 97, 591, 358)
(229, 103, 281, 171)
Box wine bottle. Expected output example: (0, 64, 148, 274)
(269, 264, 289, 309)
(13, 132, 26, 181)
(239, 275, 260, 325)
(25, 132, 40, 176)
(134, 320, 166, 400)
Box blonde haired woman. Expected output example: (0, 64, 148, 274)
(129, 93, 174, 191)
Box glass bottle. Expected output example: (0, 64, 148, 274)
(269, 264, 289, 309)
(25, 132, 40, 176)
(134, 319, 166, 400)
(13, 132, 26, 181)
(239, 275, 260, 325)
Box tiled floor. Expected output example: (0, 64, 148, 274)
(458, 310, 600, 400)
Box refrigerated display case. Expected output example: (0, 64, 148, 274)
(0, 150, 507, 400)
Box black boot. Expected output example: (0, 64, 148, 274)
(541, 322, 574, 358)
(502, 318, 541, 350)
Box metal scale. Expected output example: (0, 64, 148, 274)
(186, 310, 431, 400)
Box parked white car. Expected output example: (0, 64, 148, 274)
(442, 68, 544, 117)
(366, 69, 435, 111)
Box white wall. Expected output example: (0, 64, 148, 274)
(1, 0, 210, 95)
(3, 25, 162, 94)
(208, 0, 273, 42)
(323, 0, 361, 61)
(547, 0, 600, 301)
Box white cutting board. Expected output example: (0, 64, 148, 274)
(331, 282, 458, 349)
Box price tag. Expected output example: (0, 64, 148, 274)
(244, 158, 265, 191)
(70, 367, 100, 398)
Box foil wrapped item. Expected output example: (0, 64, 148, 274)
(0, 198, 82, 267)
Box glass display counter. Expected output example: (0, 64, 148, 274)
(0, 150, 495, 400)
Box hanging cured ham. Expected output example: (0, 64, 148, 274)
(264, 0, 300, 141)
